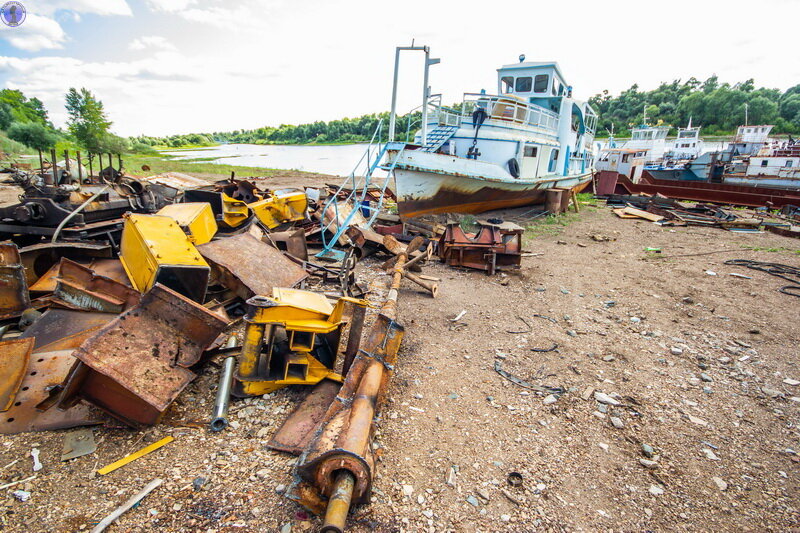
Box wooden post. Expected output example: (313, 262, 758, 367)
(545, 188, 563, 214)
(63, 150, 70, 173)
(88, 153, 93, 179)
(37, 150, 43, 174)
(76, 151, 83, 181)
(571, 189, 580, 213)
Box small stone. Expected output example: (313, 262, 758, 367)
(670, 346, 683, 355)
(256, 468, 270, 480)
(761, 387, 783, 399)
(649, 485, 664, 496)
(598, 442, 609, 452)
(602, 355, 616, 362)
(476, 488, 491, 501)
(682, 297, 694, 304)
(639, 459, 658, 469)
(630, 317, 641, 324)
(566, 329, 578, 337)
(172, 503, 182, 511)
(610, 417, 624, 429)
(466, 495, 480, 507)
(581, 387, 595, 400)
(280, 523, 292, 533)
(700, 373, 713, 383)
(748, 328, 760, 334)
(705, 270, 717, 276)
(542, 394, 558, 405)
(702, 448, 720, 461)
(783, 378, 800, 386)
(500, 514, 511, 522)
(642, 444, 655, 458)
(275, 484, 286, 494)
(560, 288, 570, 294)
(594, 392, 621, 406)
(402, 485, 414, 496)
(414, 393, 424, 399)
(422, 510, 434, 518)
(12, 490, 30, 502)
(687, 415, 708, 426)
(417, 494, 425, 504)
(712, 477, 728, 491)
(446, 466, 457, 487)
(192, 477, 206, 491)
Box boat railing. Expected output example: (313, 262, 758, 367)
(460, 93, 559, 138)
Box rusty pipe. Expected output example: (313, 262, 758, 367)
(341, 360, 383, 453)
(321, 470, 356, 533)
(404, 271, 438, 297)
(341, 303, 366, 377)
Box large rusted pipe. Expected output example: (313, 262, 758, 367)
(341, 360, 383, 453)
(341, 303, 366, 377)
(321, 470, 356, 533)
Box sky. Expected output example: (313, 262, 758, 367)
(0, 0, 797, 137)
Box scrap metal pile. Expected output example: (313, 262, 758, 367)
(0, 156, 487, 531)
(604, 193, 800, 237)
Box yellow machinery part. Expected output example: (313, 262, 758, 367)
(238, 359, 343, 396)
(156, 203, 218, 245)
(119, 213, 210, 302)
(248, 189, 307, 229)
(221, 193, 250, 228)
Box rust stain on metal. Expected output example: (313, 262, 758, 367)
(29, 258, 130, 293)
(198, 232, 307, 300)
(268, 379, 341, 455)
(0, 349, 105, 434)
(0, 243, 31, 320)
(0, 338, 33, 411)
(52, 259, 140, 313)
(57, 284, 228, 427)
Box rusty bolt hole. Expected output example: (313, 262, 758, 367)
(37, 359, 44, 363)
(30, 371, 37, 376)
(6, 418, 14, 423)
(13, 402, 20, 407)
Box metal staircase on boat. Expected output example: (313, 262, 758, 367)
(420, 124, 458, 152)
(316, 121, 404, 261)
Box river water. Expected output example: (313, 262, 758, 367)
(162, 143, 370, 177)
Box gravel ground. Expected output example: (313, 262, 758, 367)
(0, 203, 799, 532)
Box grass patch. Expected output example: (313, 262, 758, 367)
(740, 245, 800, 255)
(524, 212, 581, 239)
(124, 153, 299, 179)
(576, 192, 599, 208)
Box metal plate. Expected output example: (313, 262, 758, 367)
(29, 258, 131, 293)
(268, 379, 341, 455)
(198, 232, 307, 299)
(0, 243, 30, 320)
(0, 350, 105, 434)
(0, 338, 33, 411)
(61, 428, 97, 461)
(19, 309, 116, 353)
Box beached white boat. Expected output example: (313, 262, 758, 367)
(386, 54, 597, 217)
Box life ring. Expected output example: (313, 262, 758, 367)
(507, 158, 520, 178)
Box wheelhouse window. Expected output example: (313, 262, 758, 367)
(786, 160, 794, 168)
(523, 146, 538, 157)
(501, 76, 514, 93)
(534, 74, 549, 93)
(760, 160, 768, 167)
(515, 77, 532, 92)
(622, 154, 630, 163)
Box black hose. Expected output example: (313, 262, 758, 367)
(724, 259, 800, 297)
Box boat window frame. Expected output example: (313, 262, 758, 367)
(500, 76, 514, 94)
(523, 145, 538, 158)
(515, 77, 533, 92)
(533, 74, 549, 93)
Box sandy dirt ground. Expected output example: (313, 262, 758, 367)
(0, 182, 799, 532)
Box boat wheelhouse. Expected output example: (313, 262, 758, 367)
(387, 54, 597, 217)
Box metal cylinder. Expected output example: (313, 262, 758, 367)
(321, 470, 356, 533)
(210, 356, 236, 432)
(404, 271, 439, 297)
(238, 320, 266, 379)
(341, 303, 366, 377)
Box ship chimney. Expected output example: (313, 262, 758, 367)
(518, 54, 525, 63)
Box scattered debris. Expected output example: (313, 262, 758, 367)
(97, 436, 174, 476)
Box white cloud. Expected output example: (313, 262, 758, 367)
(0, 14, 66, 51)
(144, 0, 198, 12)
(129, 35, 176, 51)
(36, 0, 132, 17)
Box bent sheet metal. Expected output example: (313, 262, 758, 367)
(57, 284, 228, 427)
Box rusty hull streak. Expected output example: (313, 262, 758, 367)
(0, 338, 33, 412)
(0, 349, 105, 434)
(0, 243, 31, 320)
(57, 283, 228, 427)
(52, 259, 140, 313)
(198, 232, 307, 300)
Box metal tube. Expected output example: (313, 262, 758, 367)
(37, 150, 43, 175)
(76, 151, 83, 182)
(388, 47, 401, 142)
(420, 47, 430, 147)
(210, 356, 236, 432)
(341, 304, 366, 377)
(403, 271, 438, 297)
(238, 320, 266, 379)
(320, 470, 356, 533)
(51, 185, 110, 244)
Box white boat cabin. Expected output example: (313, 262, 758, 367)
(666, 126, 703, 160)
(415, 59, 597, 182)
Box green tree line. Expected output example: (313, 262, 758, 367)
(590, 76, 800, 137)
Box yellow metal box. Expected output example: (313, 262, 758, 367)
(157, 202, 218, 245)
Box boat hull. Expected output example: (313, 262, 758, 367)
(393, 154, 592, 217)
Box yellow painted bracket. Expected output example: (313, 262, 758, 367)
(248, 189, 307, 229)
(97, 436, 174, 475)
(156, 203, 218, 245)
